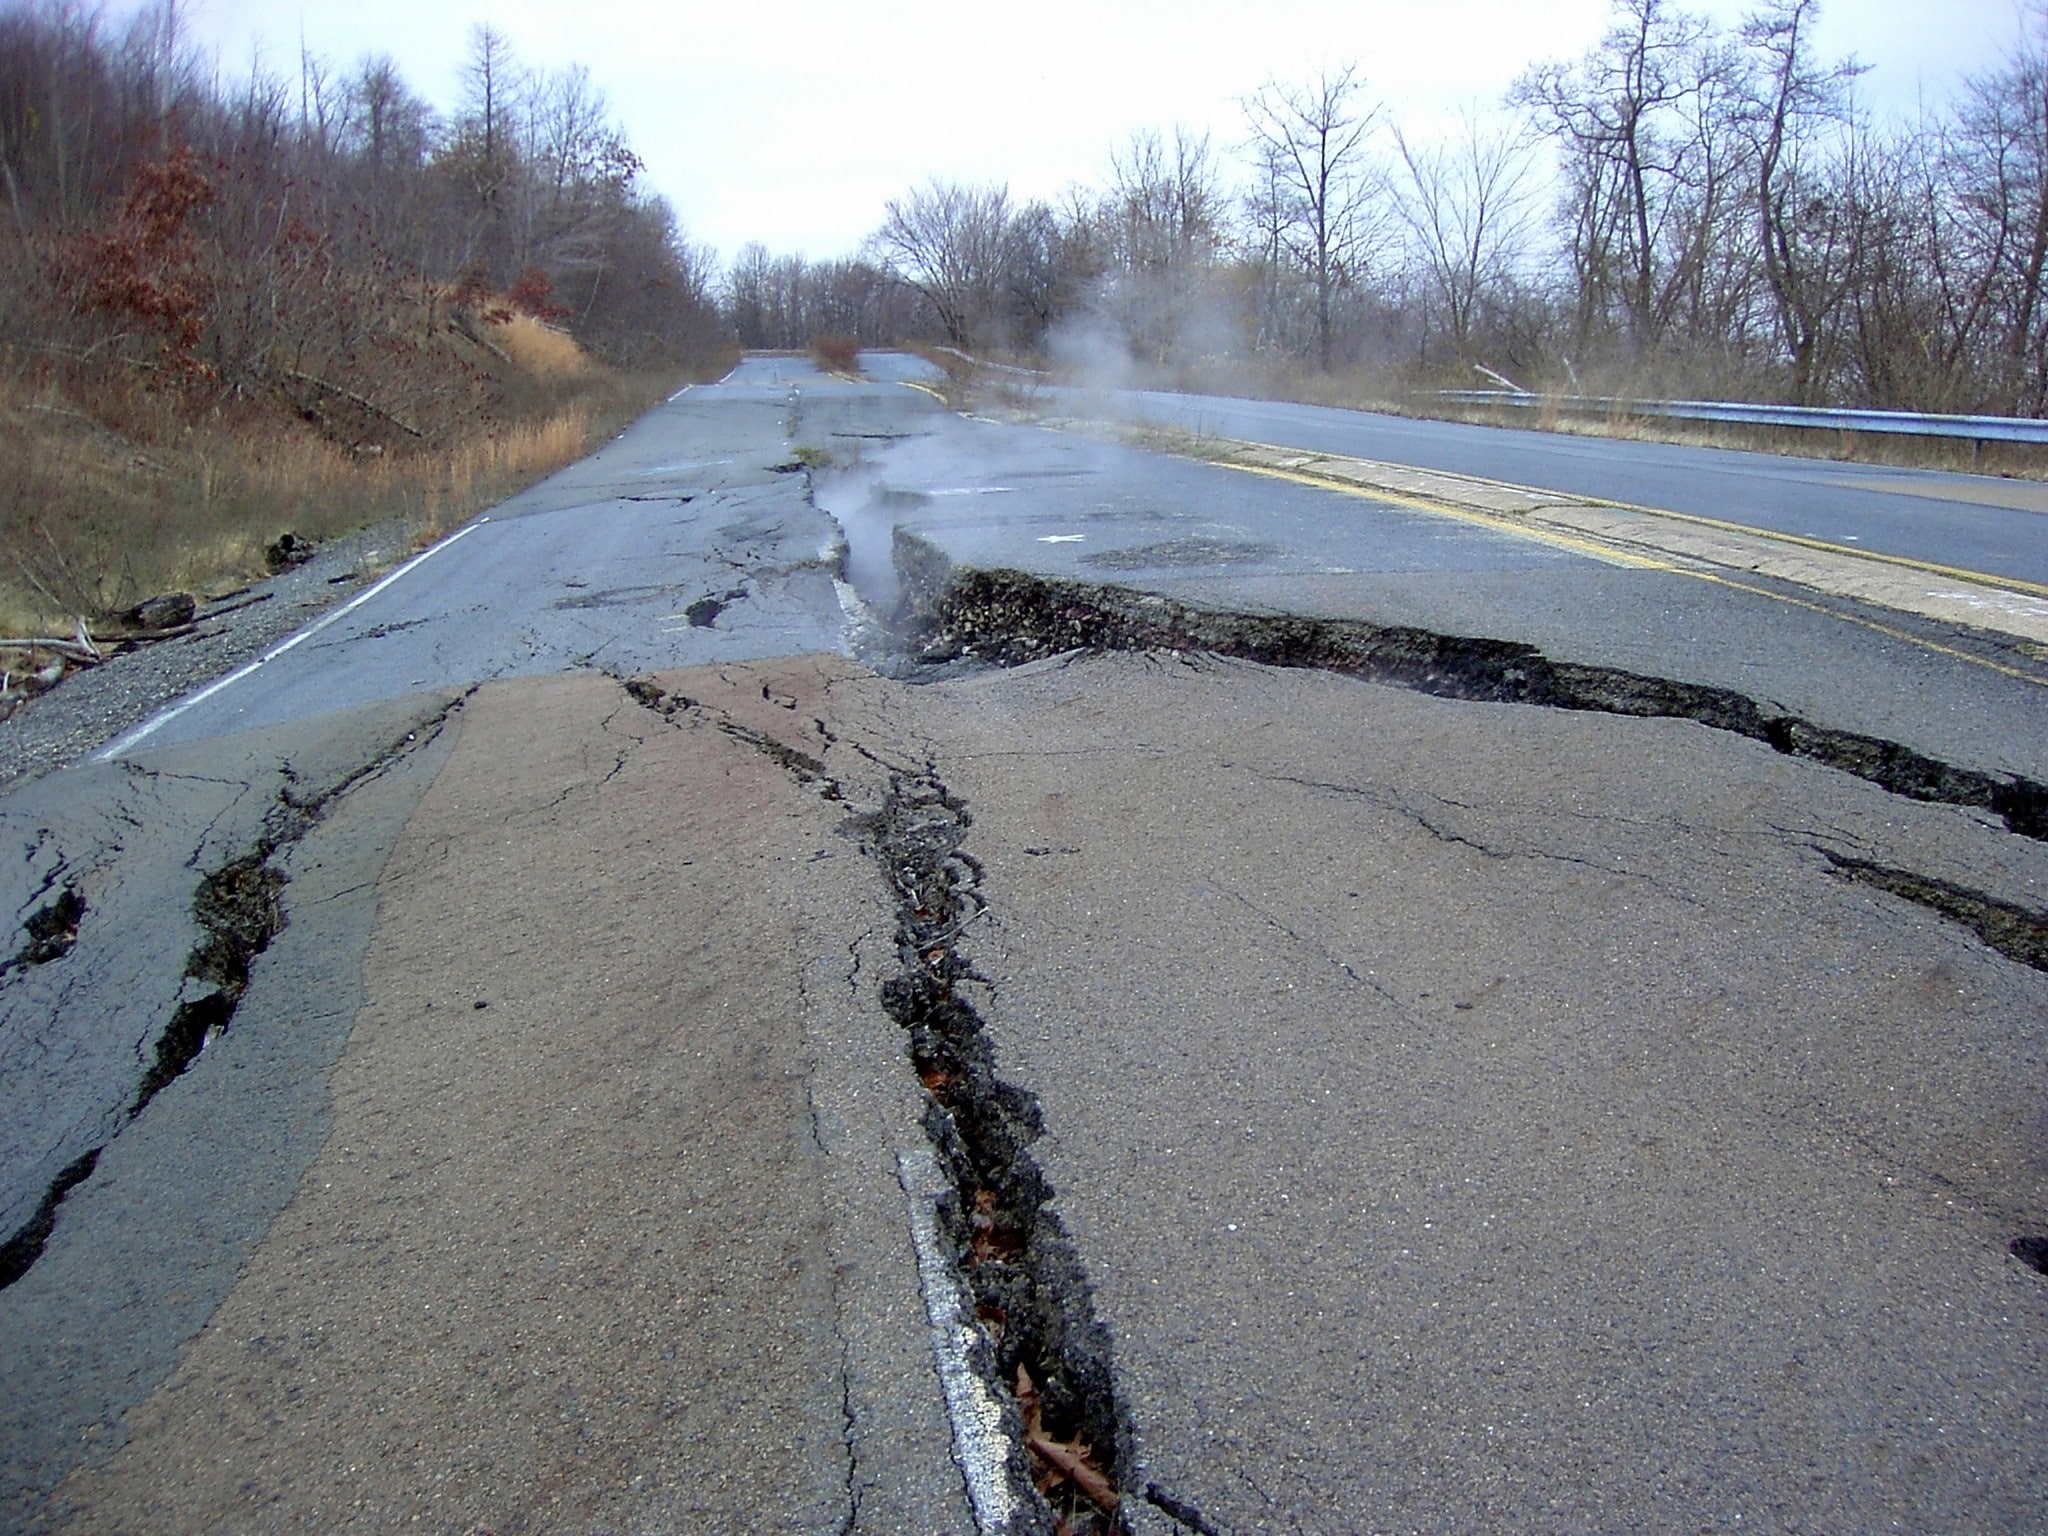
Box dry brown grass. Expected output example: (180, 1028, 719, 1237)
(0, 356, 681, 636)
(809, 334, 862, 376)
(492, 315, 591, 380)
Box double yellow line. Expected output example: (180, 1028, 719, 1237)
(1226, 458, 1679, 571)
(1210, 443, 2048, 687)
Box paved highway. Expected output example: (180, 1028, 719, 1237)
(1, 355, 2043, 1534)
(814, 377, 2048, 788)
(1077, 385, 2048, 589)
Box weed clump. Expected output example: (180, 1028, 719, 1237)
(809, 334, 862, 375)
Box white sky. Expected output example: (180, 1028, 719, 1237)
(141, 0, 2029, 264)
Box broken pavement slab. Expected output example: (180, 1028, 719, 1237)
(900, 649, 2048, 1532)
(27, 663, 971, 1536)
(6, 642, 2048, 1532)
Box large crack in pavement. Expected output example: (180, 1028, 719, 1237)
(0, 693, 471, 1292)
(881, 531, 2048, 1318)
(865, 766, 1130, 1535)
(1821, 850, 2048, 975)
(622, 674, 1133, 1535)
(788, 460, 2048, 1527)
(888, 555, 2048, 1253)
(888, 552, 2048, 1048)
(899, 541, 2048, 843)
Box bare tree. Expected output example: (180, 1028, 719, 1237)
(1095, 128, 1224, 362)
(873, 179, 1013, 348)
(1243, 64, 1382, 370)
(1949, 3, 2048, 411)
(1238, 140, 1301, 354)
(1001, 199, 1071, 349)
(1106, 128, 1220, 274)
(448, 19, 523, 265)
(1514, 0, 1752, 364)
(335, 56, 435, 254)
(1739, 0, 1862, 399)
(1392, 109, 1538, 366)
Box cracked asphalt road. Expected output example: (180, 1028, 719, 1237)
(2, 355, 2045, 1534)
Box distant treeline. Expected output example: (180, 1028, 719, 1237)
(725, 0, 2048, 418)
(0, 0, 722, 441)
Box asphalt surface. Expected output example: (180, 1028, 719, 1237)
(809, 388, 2048, 785)
(97, 363, 854, 755)
(1072, 385, 2048, 588)
(1, 353, 2044, 1534)
(909, 650, 2048, 1534)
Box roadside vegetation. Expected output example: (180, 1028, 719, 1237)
(0, 2, 727, 640)
(722, 0, 2048, 439)
(807, 334, 862, 376)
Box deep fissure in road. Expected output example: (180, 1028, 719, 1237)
(0, 1148, 98, 1289)
(1821, 852, 2048, 975)
(898, 545, 2048, 843)
(0, 851, 286, 1291)
(863, 769, 1131, 1533)
(621, 676, 1133, 1534)
(0, 850, 285, 1292)
(0, 705, 464, 1292)
(132, 855, 286, 1114)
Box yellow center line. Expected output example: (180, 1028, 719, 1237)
(1224, 435, 2048, 600)
(1211, 451, 2048, 689)
(1222, 460, 1679, 571)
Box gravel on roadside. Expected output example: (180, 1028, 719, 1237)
(0, 515, 427, 793)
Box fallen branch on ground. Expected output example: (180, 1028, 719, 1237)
(1016, 1364, 1119, 1514)
(262, 364, 425, 439)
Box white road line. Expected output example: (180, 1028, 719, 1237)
(897, 1145, 1019, 1533)
(95, 517, 491, 761)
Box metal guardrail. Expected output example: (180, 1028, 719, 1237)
(1430, 389, 2048, 445)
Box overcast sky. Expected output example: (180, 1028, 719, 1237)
(139, 0, 2031, 265)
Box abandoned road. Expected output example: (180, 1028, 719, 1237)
(1, 355, 2044, 1535)
(1075, 382, 2048, 590)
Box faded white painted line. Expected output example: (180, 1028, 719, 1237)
(96, 518, 491, 761)
(1038, 534, 1085, 544)
(638, 459, 730, 474)
(1929, 588, 2048, 616)
(832, 578, 872, 625)
(897, 1145, 1018, 1533)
